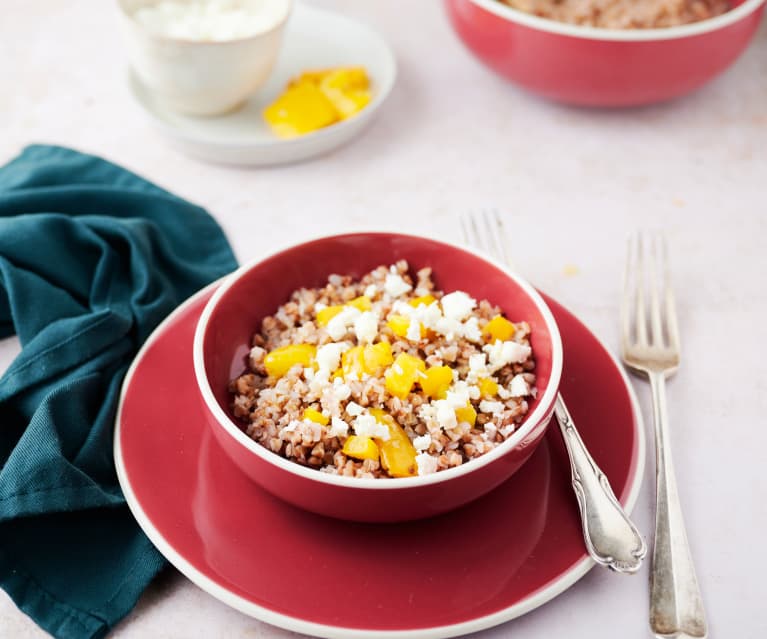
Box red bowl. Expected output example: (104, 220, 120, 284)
(446, 0, 766, 106)
(193, 233, 563, 522)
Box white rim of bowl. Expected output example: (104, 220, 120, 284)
(115, 280, 646, 639)
(116, 0, 294, 46)
(468, 0, 766, 41)
(192, 232, 564, 491)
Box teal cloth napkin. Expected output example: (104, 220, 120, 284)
(0, 145, 238, 638)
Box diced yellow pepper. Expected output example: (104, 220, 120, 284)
(483, 315, 516, 342)
(386, 314, 411, 338)
(384, 353, 426, 399)
(341, 345, 366, 379)
(264, 344, 317, 378)
(342, 435, 380, 461)
(316, 305, 344, 326)
(347, 295, 372, 312)
(319, 68, 371, 119)
(370, 409, 417, 477)
(303, 407, 329, 425)
(263, 82, 338, 139)
(363, 341, 394, 372)
(455, 402, 477, 427)
(421, 365, 453, 399)
(409, 294, 436, 308)
(477, 377, 499, 398)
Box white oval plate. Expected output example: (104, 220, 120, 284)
(127, 2, 397, 166)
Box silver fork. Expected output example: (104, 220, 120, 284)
(462, 209, 646, 574)
(621, 232, 707, 639)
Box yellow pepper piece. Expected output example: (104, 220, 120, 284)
(477, 377, 499, 398)
(341, 345, 366, 379)
(384, 353, 426, 399)
(455, 402, 477, 427)
(409, 294, 436, 308)
(303, 407, 329, 425)
(342, 435, 380, 461)
(319, 68, 371, 119)
(386, 314, 411, 338)
(421, 365, 453, 399)
(316, 305, 344, 326)
(347, 295, 372, 312)
(264, 344, 317, 378)
(364, 341, 394, 372)
(483, 315, 516, 342)
(263, 82, 338, 139)
(370, 409, 417, 477)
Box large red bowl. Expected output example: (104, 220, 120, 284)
(193, 233, 563, 522)
(446, 0, 766, 106)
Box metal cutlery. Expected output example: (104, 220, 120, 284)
(621, 231, 707, 638)
(462, 209, 646, 574)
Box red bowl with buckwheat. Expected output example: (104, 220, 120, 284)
(193, 232, 562, 522)
(445, 0, 766, 107)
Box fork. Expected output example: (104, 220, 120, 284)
(621, 232, 707, 638)
(462, 210, 646, 574)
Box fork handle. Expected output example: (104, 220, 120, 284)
(554, 395, 646, 574)
(649, 371, 707, 638)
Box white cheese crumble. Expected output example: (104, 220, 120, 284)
(497, 385, 512, 399)
(364, 284, 378, 298)
(412, 433, 432, 451)
(479, 400, 505, 415)
(384, 273, 412, 298)
(326, 306, 361, 341)
(315, 342, 350, 372)
(352, 414, 390, 440)
(416, 452, 439, 476)
(406, 318, 422, 342)
(278, 420, 300, 439)
(328, 416, 349, 438)
(330, 378, 352, 401)
(467, 353, 489, 382)
(440, 291, 476, 320)
(354, 311, 379, 344)
(434, 399, 458, 429)
(510, 374, 530, 397)
(482, 422, 498, 441)
(483, 339, 532, 372)
(345, 401, 364, 416)
(500, 424, 516, 437)
(308, 369, 330, 396)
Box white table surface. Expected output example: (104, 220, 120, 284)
(1, 1, 766, 637)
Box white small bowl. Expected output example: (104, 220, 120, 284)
(117, 0, 292, 116)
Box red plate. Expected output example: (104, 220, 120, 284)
(115, 284, 644, 638)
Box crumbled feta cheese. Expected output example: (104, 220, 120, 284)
(308, 369, 331, 396)
(406, 318, 422, 342)
(435, 316, 462, 340)
(315, 302, 327, 312)
(460, 316, 482, 342)
(345, 401, 364, 416)
(467, 353, 489, 382)
(352, 414, 390, 440)
(249, 346, 265, 364)
(483, 339, 532, 372)
(510, 374, 530, 397)
(303, 367, 315, 381)
(278, 420, 300, 440)
(434, 399, 458, 429)
(445, 381, 471, 408)
(354, 311, 379, 344)
(479, 400, 505, 415)
(416, 452, 439, 475)
(467, 385, 480, 400)
(328, 416, 349, 438)
(414, 302, 442, 330)
(316, 342, 350, 372)
(412, 433, 431, 451)
(364, 284, 377, 298)
(500, 424, 516, 437)
(497, 385, 512, 399)
(326, 306, 361, 341)
(384, 273, 412, 298)
(330, 378, 352, 401)
(482, 422, 498, 441)
(440, 291, 476, 320)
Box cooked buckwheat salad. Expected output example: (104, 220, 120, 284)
(229, 262, 536, 479)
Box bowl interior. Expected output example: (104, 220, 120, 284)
(202, 233, 556, 442)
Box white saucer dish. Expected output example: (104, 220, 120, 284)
(128, 2, 397, 166)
